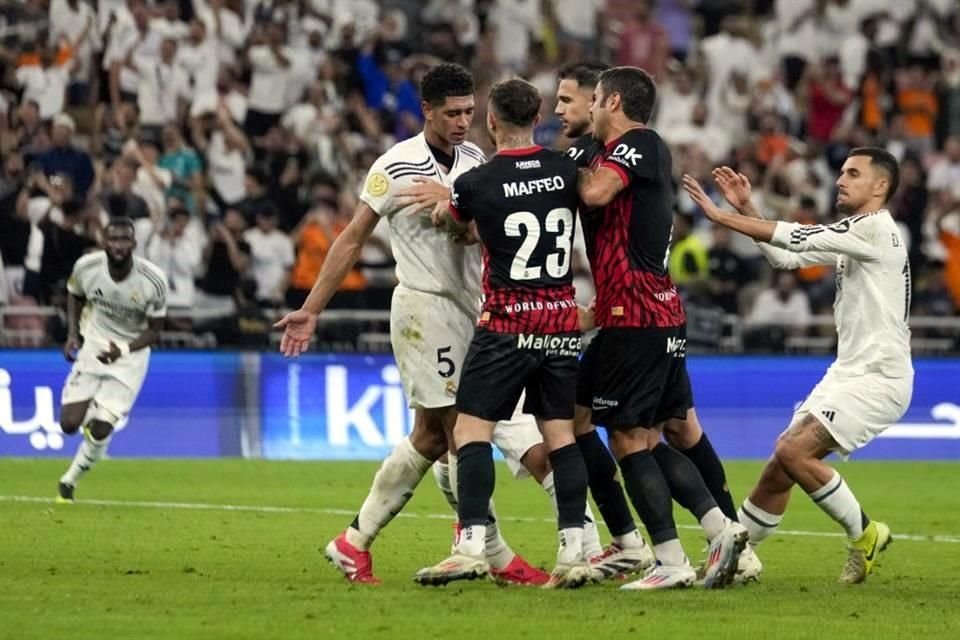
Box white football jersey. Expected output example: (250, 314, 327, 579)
(759, 210, 913, 378)
(359, 133, 486, 312)
(67, 252, 169, 349)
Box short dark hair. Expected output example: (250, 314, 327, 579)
(849, 147, 900, 201)
(558, 60, 610, 90)
(420, 63, 474, 106)
(106, 216, 136, 236)
(598, 66, 657, 124)
(489, 77, 541, 127)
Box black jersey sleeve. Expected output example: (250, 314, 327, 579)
(449, 168, 480, 223)
(566, 134, 603, 169)
(597, 128, 661, 185)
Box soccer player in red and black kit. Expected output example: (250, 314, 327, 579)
(577, 66, 749, 590)
(414, 77, 593, 589)
(557, 62, 762, 584)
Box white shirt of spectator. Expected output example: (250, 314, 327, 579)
(247, 45, 295, 114)
(747, 287, 811, 328)
(134, 57, 189, 126)
(551, 0, 602, 40)
(359, 132, 485, 311)
(133, 165, 174, 220)
(176, 37, 219, 101)
(699, 30, 758, 118)
(66, 251, 168, 348)
(16, 65, 70, 120)
(488, 0, 543, 70)
(243, 227, 295, 302)
(927, 158, 960, 194)
(193, 0, 248, 67)
(757, 210, 913, 378)
(105, 26, 163, 94)
(145, 229, 202, 309)
(150, 17, 190, 41)
(190, 90, 248, 124)
(49, 0, 100, 81)
(206, 131, 247, 205)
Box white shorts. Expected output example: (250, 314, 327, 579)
(494, 396, 543, 479)
(390, 286, 476, 409)
(791, 369, 914, 455)
(60, 345, 149, 423)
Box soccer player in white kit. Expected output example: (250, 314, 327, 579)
(56, 218, 168, 502)
(682, 148, 913, 584)
(274, 64, 600, 585)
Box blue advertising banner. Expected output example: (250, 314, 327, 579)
(0, 351, 245, 457)
(260, 354, 960, 461)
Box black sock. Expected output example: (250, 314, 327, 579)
(680, 432, 738, 521)
(548, 443, 589, 530)
(576, 430, 637, 536)
(456, 441, 494, 528)
(618, 450, 677, 545)
(652, 443, 718, 521)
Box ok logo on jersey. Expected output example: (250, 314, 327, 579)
(611, 144, 643, 166)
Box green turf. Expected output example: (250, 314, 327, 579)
(0, 459, 958, 640)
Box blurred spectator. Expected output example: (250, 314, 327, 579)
(25, 197, 96, 304)
(128, 37, 189, 138)
(48, 0, 99, 107)
(286, 202, 366, 308)
(243, 204, 295, 307)
(196, 208, 251, 317)
(99, 156, 150, 221)
(203, 104, 252, 210)
(158, 126, 205, 216)
(15, 39, 74, 120)
(707, 225, 750, 314)
(488, 0, 543, 72)
(145, 206, 202, 316)
(804, 57, 854, 144)
(614, 0, 667, 80)
(663, 102, 731, 163)
(244, 22, 293, 140)
(668, 213, 709, 291)
(927, 136, 960, 196)
(895, 66, 939, 156)
(34, 113, 95, 198)
(890, 155, 928, 266)
(745, 270, 813, 350)
(937, 48, 960, 144)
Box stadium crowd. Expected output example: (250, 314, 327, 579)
(1, 0, 959, 348)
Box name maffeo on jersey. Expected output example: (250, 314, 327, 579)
(503, 176, 566, 198)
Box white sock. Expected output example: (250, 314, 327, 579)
(484, 499, 516, 569)
(738, 498, 784, 547)
(558, 527, 584, 565)
(541, 471, 603, 558)
(808, 470, 865, 540)
(699, 507, 729, 541)
(60, 430, 111, 486)
(432, 460, 458, 511)
(456, 524, 486, 558)
(346, 437, 432, 551)
(652, 538, 687, 567)
(612, 528, 646, 550)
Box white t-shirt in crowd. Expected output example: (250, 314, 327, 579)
(243, 227, 295, 301)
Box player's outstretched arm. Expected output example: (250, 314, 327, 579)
(395, 177, 450, 214)
(63, 293, 85, 362)
(273, 203, 381, 358)
(682, 174, 777, 242)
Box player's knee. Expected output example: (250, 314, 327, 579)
(573, 405, 594, 437)
(409, 424, 447, 461)
(87, 420, 114, 442)
(773, 437, 805, 473)
(663, 411, 702, 450)
(60, 415, 83, 435)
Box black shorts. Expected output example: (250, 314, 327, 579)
(456, 328, 581, 422)
(577, 326, 693, 429)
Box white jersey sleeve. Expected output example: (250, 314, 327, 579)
(755, 243, 837, 270)
(359, 153, 401, 217)
(770, 214, 881, 262)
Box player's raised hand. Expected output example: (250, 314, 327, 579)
(273, 309, 318, 358)
(63, 336, 81, 362)
(681, 174, 724, 223)
(396, 177, 450, 213)
(712, 166, 753, 210)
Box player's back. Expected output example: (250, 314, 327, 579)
(590, 127, 684, 329)
(360, 133, 486, 313)
(450, 145, 580, 334)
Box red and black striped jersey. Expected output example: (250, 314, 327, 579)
(449, 146, 581, 334)
(587, 127, 685, 329)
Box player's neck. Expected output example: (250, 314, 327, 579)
(495, 131, 535, 152)
(849, 200, 886, 217)
(423, 127, 454, 156)
(603, 119, 645, 145)
(108, 261, 134, 282)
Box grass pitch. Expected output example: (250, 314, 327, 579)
(0, 459, 958, 640)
